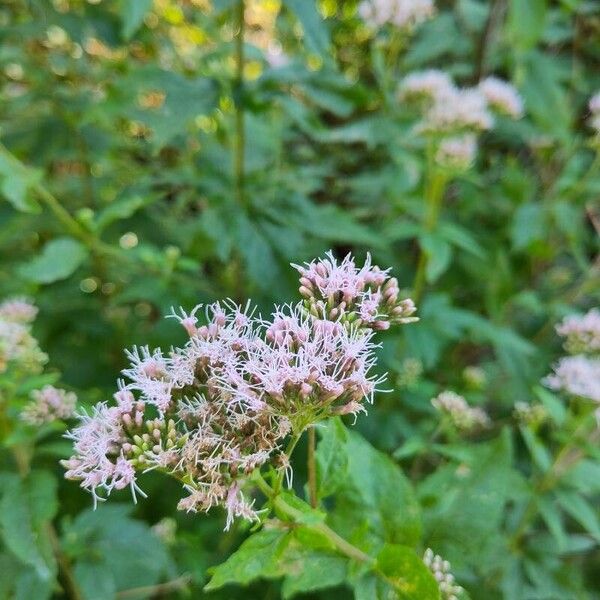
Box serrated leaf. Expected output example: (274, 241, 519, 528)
(18, 237, 88, 284)
(331, 429, 421, 550)
(316, 418, 349, 498)
(376, 544, 440, 600)
(63, 505, 173, 597)
(95, 194, 156, 231)
(0, 471, 58, 581)
(205, 529, 289, 590)
(281, 553, 347, 598)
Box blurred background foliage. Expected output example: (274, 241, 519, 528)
(0, 0, 599, 598)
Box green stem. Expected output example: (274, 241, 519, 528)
(273, 431, 303, 495)
(511, 408, 598, 549)
(234, 0, 246, 207)
(254, 472, 374, 565)
(307, 426, 317, 508)
(412, 143, 447, 303)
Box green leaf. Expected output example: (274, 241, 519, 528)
(420, 234, 452, 283)
(510, 202, 545, 250)
(376, 544, 440, 600)
(331, 429, 421, 550)
(556, 491, 600, 540)
(283, 0, 329, 56)
(120, 0, 153, 40)
(419, 430, 524, 572)
(316, 418, 349, 498)
(538, 496, 567, 551)
(508, 0, 547, 50)
(281, 553, 347, 598)
(95, 194, 155, 231)
(18, 237, 89, 284)
(0, 153, 42, 213)
(62, 505, 173, 598)
(0, 471, 58, 581)
(205, 529, 289, 590)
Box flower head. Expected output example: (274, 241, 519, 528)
(64, 255, 418, 528)
(21, 385, 77, 425)
(432, 390, 490, 432)
(479, 77, 524, 119)
(423, 548, 464, 600)
(358, 0, 435, 32)
(543, 355, 600, 403)
(556, 308, 600, 355)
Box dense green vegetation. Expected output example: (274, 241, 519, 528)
(0, 0, 599, 598)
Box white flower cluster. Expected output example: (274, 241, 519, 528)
(432, 390, 490, 432)
(0, 297, 47, 374)
(544, 308, 600, 403)
(21, 385, 77, 425)
(556, 308, 600, 355)
(358, 0, 435, 32)
(423, 548, 464, 600)
(399, 70, 524, 169)
(513, 401, 548, 427)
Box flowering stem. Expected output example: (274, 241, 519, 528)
(233, 0, 246, 207)
(254, 472, 373, 565)
(273, 431, 303, 495)
(412, 143, 447, 303)
(307, 426, 318, 508)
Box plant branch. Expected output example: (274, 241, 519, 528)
(234, 0, 246, 207)
(412, 143, 447, 303)
(254, 472, 373, 565)
(307, 426, 318, 508)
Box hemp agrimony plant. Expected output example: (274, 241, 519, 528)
(62, 253, 416, 522)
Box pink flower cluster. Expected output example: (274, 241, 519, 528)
(358, 0, 435, 31)
(0, 297, 47, 374)
(63, 254, 418, 528)
(399, 70, 524, 169)
(21, 384, 77, 425)
(431, 390, 490, 432)
(544, 308, 600, 403)
(293, 252, 418, 330)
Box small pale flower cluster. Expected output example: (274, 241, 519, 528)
(555, 309, 600, 355)
(478, 77, 525, 119)
(423, 548, 464, 600)
(63, 254, 418, 528)
(432, 391, 490, 432)
(589, 91, 600, 133)
(545, 308, 600, 403)
(544, 355, 600, 403)
(435, 135, 477, 170)
(397, 357, 423, 388)
(513, 401, 548, 428)
(399, 70, 523, 169)
(0, 298, 47, 374)
(21, 385, 77, 425)
(358, 0, 435, 32)
(293, 252, 418, 331)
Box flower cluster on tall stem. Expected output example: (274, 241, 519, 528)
(63, 253, 418, 528)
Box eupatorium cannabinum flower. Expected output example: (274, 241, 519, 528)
(63, 254, 418, 528)
(544, 355, 600, 403)
(399, 70, 523, 167)
(358, 0, 435, 32)
(555, 308, 600, 355)
(432, 390, 490, 432)
(0, 297, 47, 374)
(21, 385, 77, 425)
